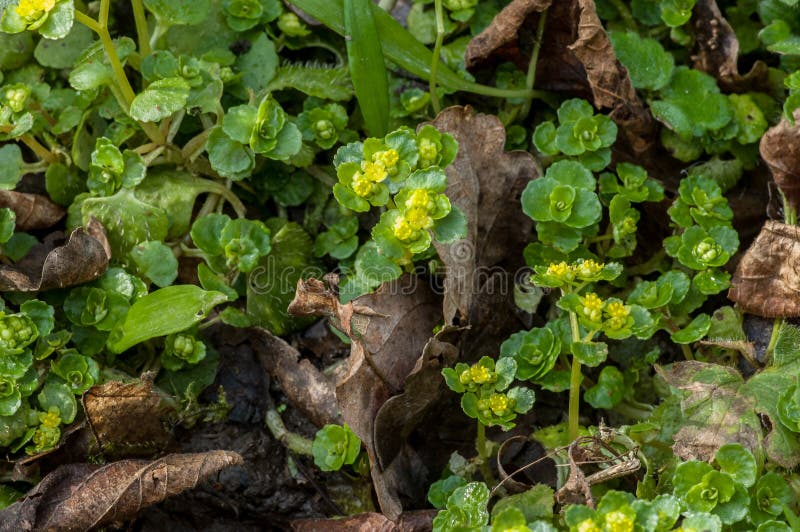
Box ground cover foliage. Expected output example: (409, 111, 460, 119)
(0, 0, 799, 529)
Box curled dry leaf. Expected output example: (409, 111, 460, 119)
(728, 221, 800, 317)
(465, 0, 656, 155)
(289, 275, 443, 519)
(760, 109, 800, 215)
(82, 377, 174, 458)
(656, 362, 761, 462)
(0, 190, 65, 231)
(291, 509, 437, 532)
(0, 450, 243, 532)
(430, 107, 536, 357)
(691, 0, 769, 92)
(0, 217, 111, 291)
(251, 326, 341, 427)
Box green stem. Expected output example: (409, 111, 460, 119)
(130, 0, 152, 56)
(75, 8, 165, 145)
(681, 343, 694, 361)
(568, 309, 582, 442)
(476, 420, 494, 483)
(429, 0, 445, 114)
(766, 318, 782, 362)
(20, 134, 56, 164)
(520, 9, 547, 118)
(265, 408, 314, 456)
(607, 0, 637, 29)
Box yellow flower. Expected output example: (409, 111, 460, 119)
(580, 293, 604, 322)
(488, 393, 509, 415)
(374, 149, 399, 170)
(405, 189, 432, 210)
(392, 216, 414, 241)
(576, 519, 601, 532)
(351, 172, 374, 198)
(362, 161, 387, 183)
(469, 364, 492, 384)
(604, 300, 630, 330)
(15, 0, 55, 19)
(419, 138, 437, 163)
(546, 261, 575, 281)
(575, 259, 604, 279)
(405, 207, 432, 230)
(603, 511, 634, 532)
(39, 407, 60, 429)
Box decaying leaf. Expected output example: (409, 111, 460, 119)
(728, 221, 800, 317)
(0, 450, 243, 531)
(656, 362, 761, 462)
(251, 326, 341, 428)
(82, 377, 174, 458)
(0, 190, 65, 231)
(760, 109, 800, 215)
(430, 107, 535, 357)
(289, 275, 443, 519)
(0, 217, 111, 291)
(691, 0, 769, 92)
(465, 0, 656, 155)
(373, 327, 461, 469)
(291, 510, 437, 532)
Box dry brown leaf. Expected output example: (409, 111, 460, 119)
(0, 190, 65, 231)
(82, 378, 174, 458)
(373, 327, 461, 469)
(430, 107, 536, 357)
(728, 221, 800, 317)
(761, 109, 800, 215)
(0, 217, 111, 291)
(291, 510, 437, 532)
(251, 326, 341, 427)
(289, 275, 442, 519)
(0, 450, 243, 531)
(465, 0, 656, 155)
(691, 0, 769, 92)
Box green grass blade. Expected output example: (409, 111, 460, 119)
(344, 0, 390, 136)
(285, 0, 535, 99)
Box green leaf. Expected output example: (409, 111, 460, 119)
(609, 31, 674, 90)
(773, 323, 800, 368)
(130, 241, 179, 288)
(246, 221, 319, 335)
(584, 366, 625, 409)
(428, 475, 467, 509)
(206, 126, 255, 180)
(38, 0, 75, 40)
(144, 0, 210, 25)
(312, 424, 361, 471)
(671, 313, 712, 344)
(74, 189, 169, 257)
(490, 484, 554, 524)
(69, 37, 135, 91)
(234, 32, 277, 97)
(107, 285, 228, 353)
(266, 64, 353, 101)
(344, 0, 390, 136)
(129, 77, 190, 123)
(38, 380, 77, 424)
(714, 443, 757, 488)
(0, 143, 22, 190)
(34, 20, 93, 68)
(570, 341, 608, 367)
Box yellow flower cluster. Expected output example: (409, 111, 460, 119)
(374, 149, 399, 172)
(604, 301, 630, 330)
(545, 259, 606, 284)
(488, 393, 510, 416)
(351, 161, 387, 198)
(39, 407, 60, 429)
(16, 0, 55, 19)
(580, 292, 604, 322)
(578, 293, 631, 330)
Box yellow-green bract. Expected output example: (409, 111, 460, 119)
(106, 285, 227, 353)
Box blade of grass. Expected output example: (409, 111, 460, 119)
(344, 0, 390, 136)
(286, 0, 539, 100)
